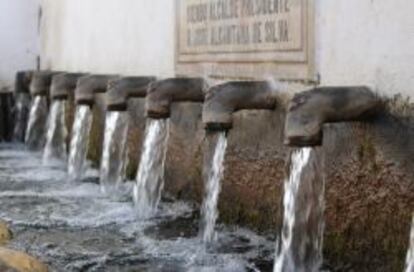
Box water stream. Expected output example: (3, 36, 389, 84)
(68, 105, 93, 180)
(405, 216, 414, 272)
(0, 143, 274, 271)
(43, 100, 68, 162)
(133, 119, 170, 218)
(200, 132, 228, 243)
(273, 148, 325, 272)
(99, 111, 129, 193)
(12, 92, 31, 142)
(25, 96, 48, 150)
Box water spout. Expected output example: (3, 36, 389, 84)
(284, 86, 382, 147)
(200, 132, 228, 243)
(132, 77, 205, 216)
(202, 81, 278, 130)
(106, 76, 155, 111)
(25, 71, 56, 150)
(13, 70, 33, 142)
(43, 73, 84, 162)
(67, 74, 115, 179)
(274, 148, 324, 272)
(146, 77, 205, 119)
(99, 77, 154, 191)
(133, 119, 169, 218)
(75, 74, 117, 106)
(50, 72, 85, 100)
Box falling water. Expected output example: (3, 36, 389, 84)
(99, 111, 129, 193)
(133, 119, 169, 218)
(25, 96, 48, 150)
(13, 93, 31, 141)
(274, 148, 325, 272)
(200, 132, 228, 243)
(43, 100, 67, 162)
(405, 216, 414, 272)
(68, 105, 93, 180)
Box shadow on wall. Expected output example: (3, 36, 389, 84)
(0, 90, 14, 141)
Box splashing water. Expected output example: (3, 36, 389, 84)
(405, 216, 414, 272)
(13, 93, 31, 142)
(0, 143, 274, 271)
(43, 100, 67, 162)
(200, 132, 228, 243)
(100, 111, 129, 193)
(25, 96, 48, 150)
(274, 148, 325, 272)
(133, 119, 169, 218)
(68, 105, 93, 180)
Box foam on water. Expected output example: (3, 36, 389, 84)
(0, 143, 274, 271)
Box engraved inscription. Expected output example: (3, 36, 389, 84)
(176, 0, 315, 81)
(179, 0, 303, 54)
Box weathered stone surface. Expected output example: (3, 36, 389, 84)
(125, 98, 146, 179)
(0, 221, 12, 245)
(284, 86, 382, 146)
(164, 102, 205, 201)
(321, 99, 414, 271)
(87, 94, 106, 167)
(155, 95, 413, 270)
(146, 78, 205, 119)
(202, 81, 277, 130)
(85, 87, 413, 271)
(219, 108, 288, 232)
(106, 77, 154, 111)
(176, 0, 316, 81)
(0, 247, 48, 272)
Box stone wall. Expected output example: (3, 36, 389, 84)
(121, 96, 412, 271)
(16, 81, 412, 272)
(322, 97, 414, 271)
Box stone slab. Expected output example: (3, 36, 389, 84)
(176, 0, 315, 81)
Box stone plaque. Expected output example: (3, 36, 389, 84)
(175, 0, 315, 81)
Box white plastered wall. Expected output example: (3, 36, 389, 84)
(39, 0, 414, 98)
(0, 0, 40, 91)
(40, 0, 176, 78)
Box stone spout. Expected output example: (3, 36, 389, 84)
(15, 71, 33, 94)
(30, 71, 59, 97)
(202, 81, 278, 130)
(146, 77, 206, 119)
(106, 76, 155, 111)
(284, 86, 382, 146)
(75, 75, 117, 106)
(50, 73, 85, 100)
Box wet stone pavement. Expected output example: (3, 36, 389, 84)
(0, 143, 274, 272)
